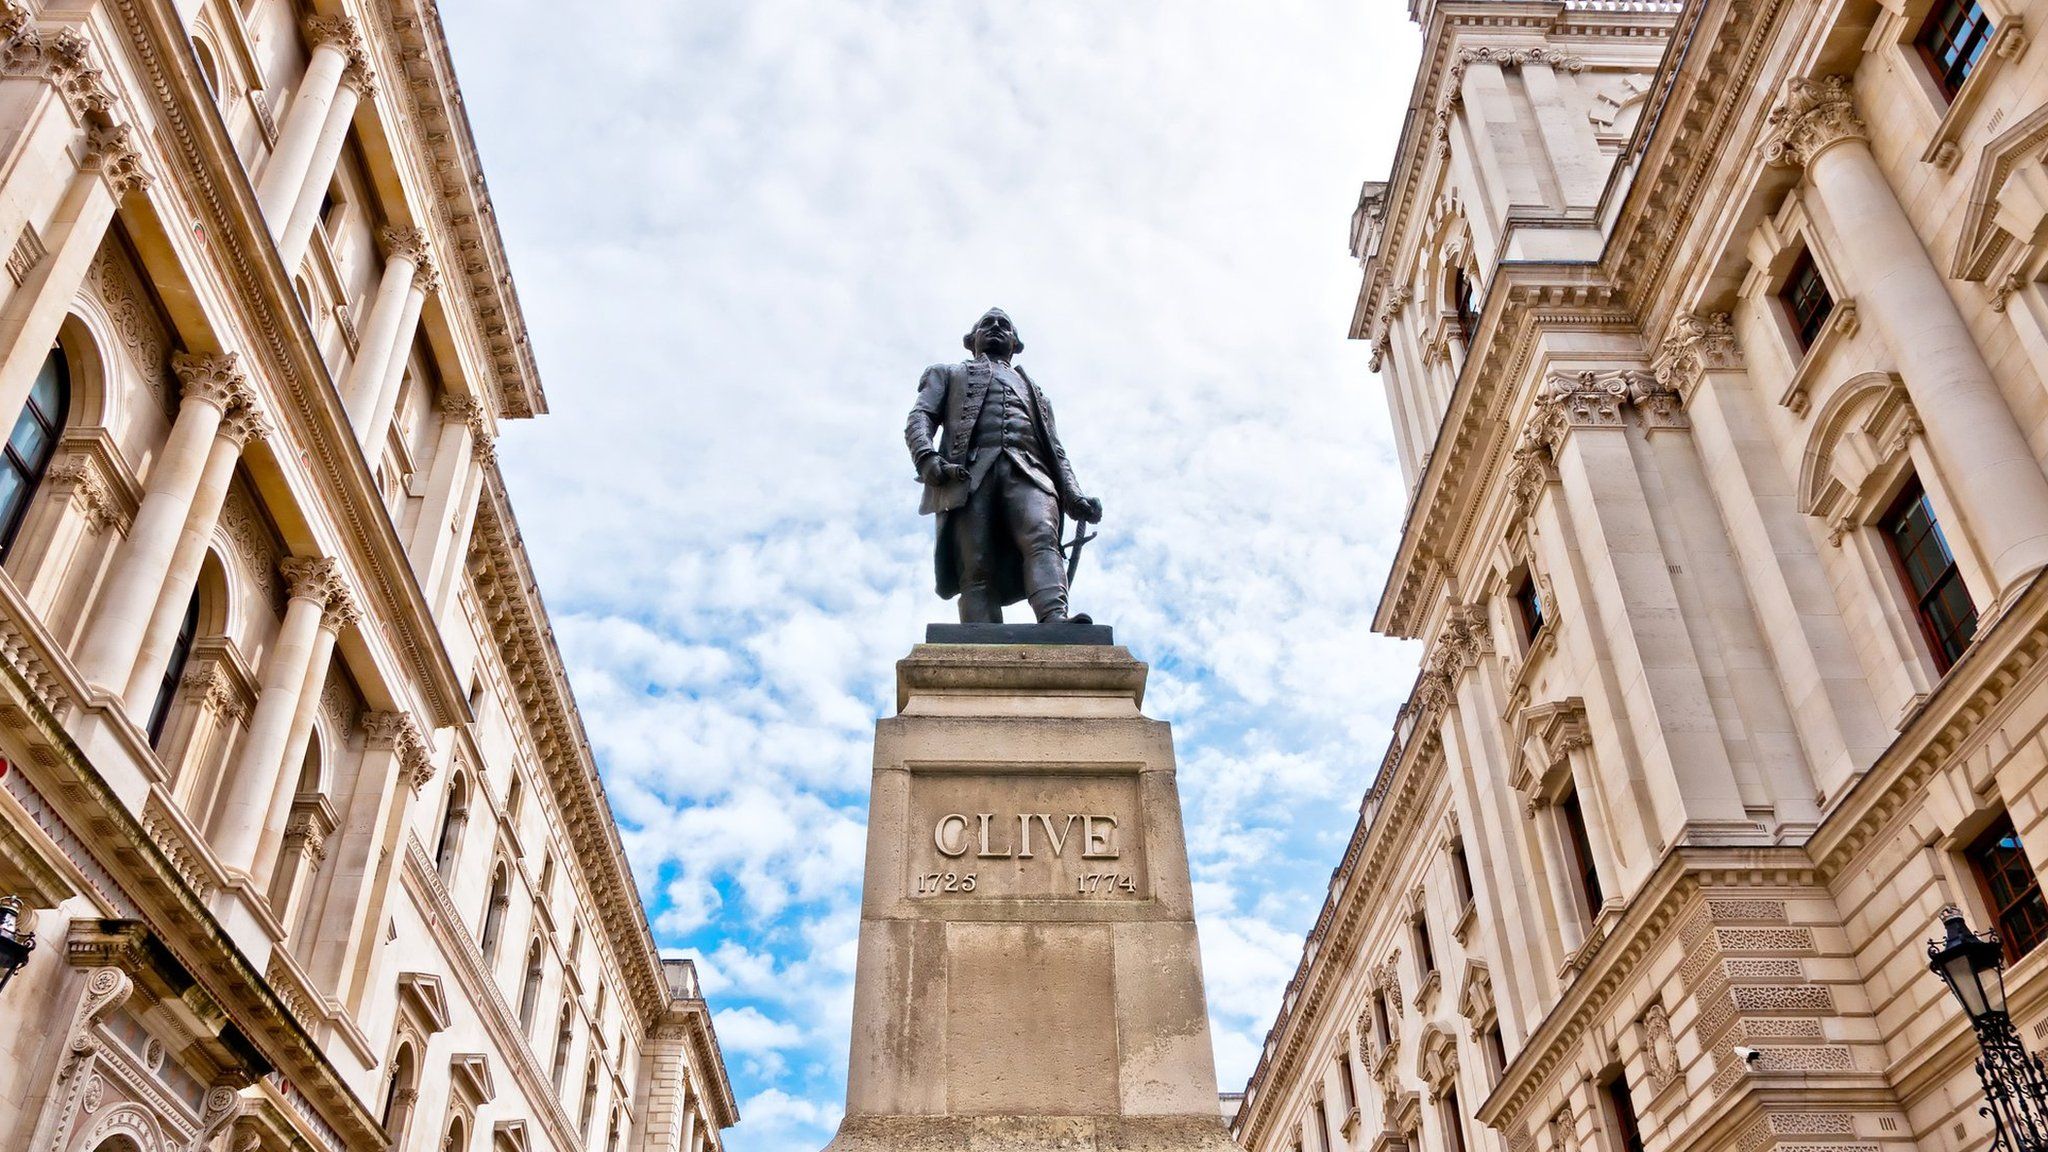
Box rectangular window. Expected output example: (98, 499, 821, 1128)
(1312, 1096, 1333, 1152)
(1450, 839, 1476, 910)
(1413, 910, 1438, 976)
(1779, 248, 1835, 350)
(1918, 0, 1995, 100)
(1967, 812, 2048, 963)
(1513, 573, 1546, 643)
(1605, 1074, 1645, 1152)
(1454, 268, 1480, 348)
(1882, 477, 1977, 672)
(1442, 1088, 1471, 1152)
(1483, 1023, 1508, 1079)
(1373, 990, 1393, 1049)
(1336, 1052, 1357, 1115)
(1560, 787, 1604, 918)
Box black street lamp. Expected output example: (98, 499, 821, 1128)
(1930, 906, 2048, 1151)
(0, 895, 33, 994)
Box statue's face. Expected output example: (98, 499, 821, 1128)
(972, 311, 1018, 356)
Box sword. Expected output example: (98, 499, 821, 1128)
(1061, 523, 1098, 586)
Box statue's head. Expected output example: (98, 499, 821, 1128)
(963, 308, 1023, 357)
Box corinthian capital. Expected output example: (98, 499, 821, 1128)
(1652, 312, 1740, 399)
(279, 556, 344, 607)
(173, 352, 247, 409)
(1760, 76, 1866, 169)
(411, 255, 440, 296)
(218, 399, 271, 447)
(381, 225, 431, 264)
(302, 14, 363, 54)
(82, 119, 152, 194)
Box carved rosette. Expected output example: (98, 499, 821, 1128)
(172, 352, 248, 411)
(1760, 76, 1867, 169)
(1653, 312, 1740, 400)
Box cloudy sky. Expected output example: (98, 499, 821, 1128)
(435, 2, 1423, 1147)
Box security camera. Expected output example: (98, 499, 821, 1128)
(1733, 1046, 1763, 1067)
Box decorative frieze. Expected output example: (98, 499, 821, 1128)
(5, 221, 43, 285)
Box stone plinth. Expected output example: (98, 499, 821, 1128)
(823, 644, 1234, 1152)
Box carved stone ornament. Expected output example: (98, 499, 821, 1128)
(382, 225, 432, 264)
(302, 13, 364, 57)
(172, 352, 248, 410)
(1533, 369, 1640, 434)
(1760, 75, 1867, 169)
(412, 255, 441, 296)
(45, 458, 124, 535)
(218, 399, 271, 448)
(279, 556, 345, 608)
(80, 118, 152, 194)
(321, 584, 362, 632)
(364, 711, 434, 790)
(1625, 372, 1688, 429)
(1641, 1002, 1678, 1092)
(1652, 312, 1740, 399)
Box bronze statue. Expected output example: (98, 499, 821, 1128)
(906, 308, 1103, 624)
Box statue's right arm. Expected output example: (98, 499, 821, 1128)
(905, 365, 949, 479)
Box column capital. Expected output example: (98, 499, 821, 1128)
(172, 352, 248, 410)
(301, 14, 363, 56)
(411, 254, 440, 295)
(1760, 75, 1867, 169)
(339, 56, 376, 101)
(1651, 312, 1741, 400)
(278, 556, 345, 607)
(218, 400, 271, 448)
(81, 118, 152, 194)
(1529, 368, 1640, 439)
(320, 584, 361, 632)
(362, 709, 434, 788)
(381, 225, 431, 264)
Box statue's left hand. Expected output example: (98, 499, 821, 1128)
(1067, 495, 1103, 524)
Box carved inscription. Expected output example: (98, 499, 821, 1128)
(908, 771, 1146, 900)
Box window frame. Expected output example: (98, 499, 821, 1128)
(1879, 475, 1977, 674)
(1778, 247, 1835, 352)
(1916, 0, 1996, 100)
(0, 346, 70, 562)
(1559, 787, 1605, 920)
(1603, 1071, 1645, 1152)
(1966, 812, 2048, 965)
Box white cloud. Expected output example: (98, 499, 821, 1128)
(437, 2, 1424, 1148)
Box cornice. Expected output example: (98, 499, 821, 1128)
(466, 477, 672, 1028)
(374, 0, 545, 420)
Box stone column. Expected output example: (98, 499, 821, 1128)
(1764, 75, 2048, 593)
(306, 711, 430, 1009)
(122, 400, 269, 711)
(1526, 370, 1753, 842)
(415, 397, 486, 605)
(266, 797, 335, 936)
(355, 258, 436, 451)
(74, 354, 247, 694)
(210, 558, 338, 875)
(253, 583, 356, 887)
(254, 16, 358, 228)
(0, 119, 151, 426)
(274, 59, 373, 269)
(1653, 314, 1890, 801)
(341, 227, 428, 412)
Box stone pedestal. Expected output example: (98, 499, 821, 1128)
(823, 643, 1234, 1152)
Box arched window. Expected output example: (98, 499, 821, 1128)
(606, 1107, 623, 1152)
(146, 590, 200, 746)
(517, 938, 544, 1031)
(579, 1055, 599, 1136)
(0, 346, 69, 560)
(191, 37, 222, 100)
(441, 1117, 467, 1152)
(381, 1043, 418, 1136)
(550, 1000, 574, 1091)
(479, 862, 509, 962)
(1452, 266, 1479, 348)
(435, 772, 469, 878)
(505, 772, 523, 823)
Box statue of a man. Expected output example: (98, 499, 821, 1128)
(906, 308, 1103, 623)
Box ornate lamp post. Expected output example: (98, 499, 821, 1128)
(0, 894, 35, 994)
(1930, 906, 2048, 1150)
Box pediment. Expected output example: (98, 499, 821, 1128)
(494, 1119, 531, 1152)
(397, 971, 450, 1034)
(450, 1053, 495, 1107)
(1954, 101, 2048, 281)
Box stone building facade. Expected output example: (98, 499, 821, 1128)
(1233, 1, 2048, 1152)
(0, 1, 735, 1150)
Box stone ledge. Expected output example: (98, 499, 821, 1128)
(823, 1114, 1238, 1151)
(896, 644, 1147, 714)
(925, 622, 1115, 646)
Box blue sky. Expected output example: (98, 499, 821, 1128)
(435, 3, 1423, 1147)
